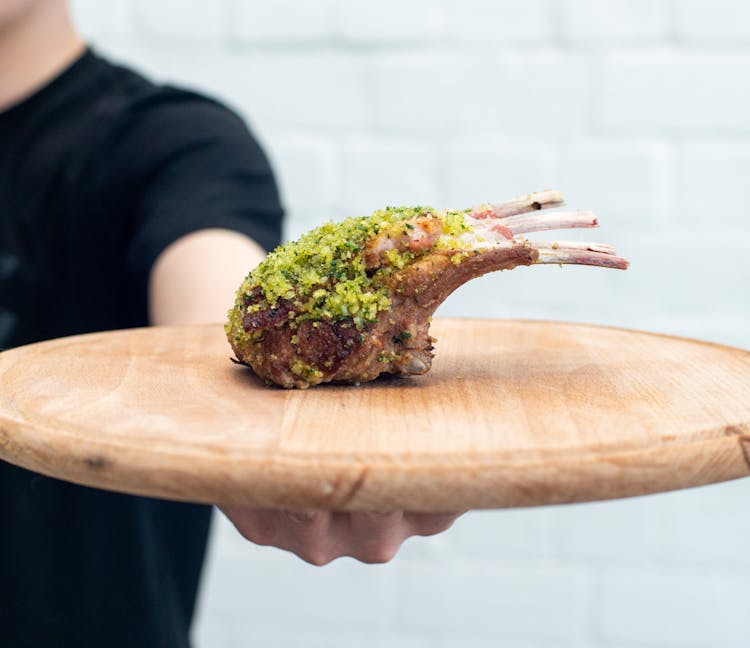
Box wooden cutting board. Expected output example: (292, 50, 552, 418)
(0, 318, 748, 511)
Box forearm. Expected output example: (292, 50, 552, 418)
(148, 228, 266, 326)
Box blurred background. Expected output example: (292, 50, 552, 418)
(70, 1, 749, 646)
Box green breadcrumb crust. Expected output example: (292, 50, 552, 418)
(226, 205, 473, 345)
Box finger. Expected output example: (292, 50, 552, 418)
(404, 511, 465, 537)
(220, 506, 281, 546)
(280, 510, 341, 566)
(340, 512, 406, 564)
(347, 511, 404, 539)
(222, 507, 338, 565)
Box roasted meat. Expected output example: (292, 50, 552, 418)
(226, 190, 628, 388)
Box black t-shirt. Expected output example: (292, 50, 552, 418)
(0, 49, 283, 647)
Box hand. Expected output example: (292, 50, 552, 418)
(221, 506, 463, 566)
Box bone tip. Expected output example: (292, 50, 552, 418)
(529, 189, 564, 204)
(609, 255, 630, 270)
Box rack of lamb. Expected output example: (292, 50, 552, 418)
(226, 190, 628, 388)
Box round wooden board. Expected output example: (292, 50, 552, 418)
(0, 318, 749, 511)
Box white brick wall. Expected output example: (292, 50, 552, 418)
(596, 565, 750, 647)
(597, 52, 750, 132)
(676, 0, 750, 44)
(228, 0, 336, 45)
(132, 0, 228, 45)
(561, 0, 669, 44)
(70, 1, 750, 646)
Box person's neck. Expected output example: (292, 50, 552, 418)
(0, 1, 85, 111)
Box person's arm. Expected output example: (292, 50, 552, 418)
(149, 228, 265, 326)
(149, 229, 461, 564)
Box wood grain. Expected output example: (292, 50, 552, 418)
(0, 319, 748, 511)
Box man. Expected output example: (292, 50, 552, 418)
(0, 1, 459, 645)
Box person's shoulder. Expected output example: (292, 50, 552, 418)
(83, 52, 271, 183)
(92, 54, 249, 139)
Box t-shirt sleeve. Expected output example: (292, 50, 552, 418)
(121, 95, 284, 299)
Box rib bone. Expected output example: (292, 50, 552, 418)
(472, 190, 565, 219)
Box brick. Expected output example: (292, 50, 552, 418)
(369, 634, 433, 648)
(128, 49, 368, 132)
(675, 141, 750, 225)
(562, 0, 669, 44)
(593, 245, 748, 351)
(611, 227, 750, 318)
(337, 0, 554, 46)
(545, 494, 674, 563)
(373, 52, 589, 135)
(196, 623, 391, 648)
(371, 54, 489, 134)
(475, 53, 590, 133)
(596, 567, 750, 646)
(676, 0, 750, 43)
(665, 480, 750, 568)
(442, 0, 554, 44)
(336, 0, 446, 44)
(440, 509, 555, 559)
(442, 140, 557, 210)
(193, 609, 243, 648)
(235, 53, 369, 131)
(559, 139, 670, 226)
(338, 138, 441, 215)
(132, 0, 227, 45)
(595, 223, 749, 345)
(228, 0, 335, 45)
(393, 561, 590, 641)
(597, 53, 750, 132)
(265, 137, 339, 210)
(433, 638, 600, 648)
(71, 0, 133, 41)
